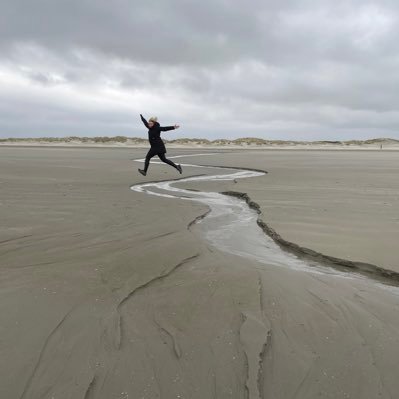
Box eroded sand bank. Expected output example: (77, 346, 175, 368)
(179, 150, 399, 272)
(1, 147, 399, 399)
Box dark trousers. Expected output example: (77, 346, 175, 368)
(144, 148, 178, 172)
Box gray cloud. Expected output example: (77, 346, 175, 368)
(1, 0, 399, 139)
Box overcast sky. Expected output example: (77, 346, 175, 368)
(1, 0, 399, 140)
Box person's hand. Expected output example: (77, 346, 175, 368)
(174, 124, 180, 129)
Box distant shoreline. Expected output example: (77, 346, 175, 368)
(1, 144, 399, 152)
(1, 136, 399, 150)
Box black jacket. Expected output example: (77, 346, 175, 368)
(140, 114, 175, 153)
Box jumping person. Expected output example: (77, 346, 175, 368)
(138, 114, 182, 176)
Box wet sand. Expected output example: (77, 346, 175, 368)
(180, 150, 399, 272)
(1, 146, 399, 399)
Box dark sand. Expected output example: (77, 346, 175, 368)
(1, 146, 399, 399)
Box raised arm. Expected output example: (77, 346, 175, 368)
(159, 126, 175, 132)
(140, 114, 149, 128)
(160, 124, 180, 132)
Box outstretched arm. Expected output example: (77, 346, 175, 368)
(140, 114, 149, 128)
(160, 124, 180, 132)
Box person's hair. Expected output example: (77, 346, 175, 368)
(148, 116, 158, 123)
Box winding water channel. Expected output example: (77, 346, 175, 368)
(131, 153, 389, 286)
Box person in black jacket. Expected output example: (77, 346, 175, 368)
(138, 114, 183, 176)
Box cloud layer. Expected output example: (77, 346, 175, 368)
(1, 0, 399, 139)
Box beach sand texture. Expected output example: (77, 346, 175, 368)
(1, 146, 399, 399)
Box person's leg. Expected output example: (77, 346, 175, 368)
(138, 148, 156, 175)
(158, 152, 182, 173)
(144, 149, 156, 172)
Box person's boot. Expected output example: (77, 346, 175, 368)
(176, 164, 182, 174)
(138, 168, 146, 176)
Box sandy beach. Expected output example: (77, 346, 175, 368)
(1, 146, 399, 399)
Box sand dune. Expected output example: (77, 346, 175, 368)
(1, 136, 399, 150)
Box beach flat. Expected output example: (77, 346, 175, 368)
(1, 146, 398, 398)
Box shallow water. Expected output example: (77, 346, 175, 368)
(131, 155, 362, 281)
